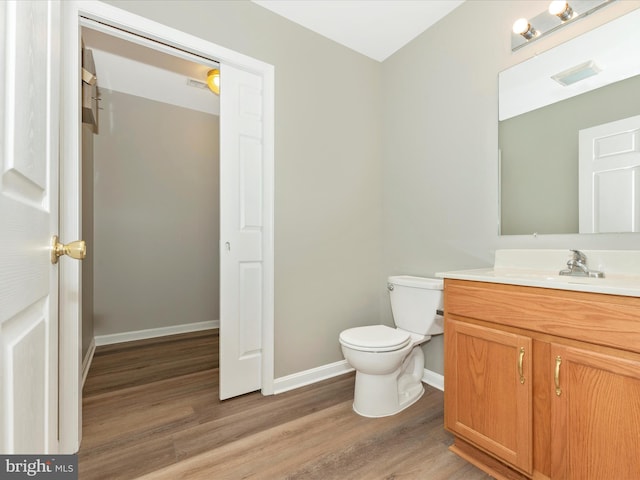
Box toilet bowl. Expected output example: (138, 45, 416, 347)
(339, 276, 443, 418)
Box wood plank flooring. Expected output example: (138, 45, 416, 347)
(79, 330, 493, 479)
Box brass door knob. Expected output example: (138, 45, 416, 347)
(51, 235, 86, 264)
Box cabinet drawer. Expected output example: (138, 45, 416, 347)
(444, 279, 640, 355)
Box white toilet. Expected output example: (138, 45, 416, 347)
(339, 275, 444, 418)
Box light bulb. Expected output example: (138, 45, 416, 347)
(512, 18, 529, 35)
(549, 1, 573, 21)
(207, 69, 220, 95)
(513, 18, 536, 39)
(549, 1, 567, 15)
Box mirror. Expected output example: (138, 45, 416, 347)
(498, 8, 640, 235)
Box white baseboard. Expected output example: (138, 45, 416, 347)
(82, 337, 96, 388)
(274, 359, 354, 394)
(273, 362, 444, 395)
(94, 320, 219, 346)
(422, 368, 444, 391)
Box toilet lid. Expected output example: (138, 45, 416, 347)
(339, 325, 411, 352)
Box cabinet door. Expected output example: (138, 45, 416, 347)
(445, 319, 532, 474)
(551, 344, 640, 479)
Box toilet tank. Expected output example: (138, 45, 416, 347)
(388, 275, 444, 336)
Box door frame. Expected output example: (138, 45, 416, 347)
(60, 0, 274, 452)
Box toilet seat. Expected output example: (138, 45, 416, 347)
(339, 325, 411, 352)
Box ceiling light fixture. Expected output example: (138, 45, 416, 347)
(549, 1, 574, 21)
(207, 69, 220, 95)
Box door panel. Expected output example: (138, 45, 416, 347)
(219, 63, 265, 400)
(240, 138, 263, 228)
(579, 114, 640, 233)
(445, 318, 533, 474)
(551, 344, 640, 479)
(0, 0, 59, 453)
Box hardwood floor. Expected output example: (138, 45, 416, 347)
(79, 330, 492, 479)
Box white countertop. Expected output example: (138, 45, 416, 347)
(436, 268, 640, 297)
(436, 250, 640, 298)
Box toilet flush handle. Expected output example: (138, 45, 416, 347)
(387, 283, 394, 291)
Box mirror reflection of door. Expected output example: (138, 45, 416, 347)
(579, 114, 640, 233)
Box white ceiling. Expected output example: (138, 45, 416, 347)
(252, 0, 466, 62)
(82, 27, 220, 116)
(81, 1, 464, 114)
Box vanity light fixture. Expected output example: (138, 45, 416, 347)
(513, 18, 537, 40)
(207, 68, 220, 95)
(549, 1, 574, 21)
(511, 0, 615, 52)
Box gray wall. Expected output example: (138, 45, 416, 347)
(103, 0, 640, 379)
(382, 0, 640, 374)
(92, 90, 220, 337)
(104, 0, 385, 377)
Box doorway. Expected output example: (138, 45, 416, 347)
(80, 25, 221, 373)
(59, 2, 274, 453)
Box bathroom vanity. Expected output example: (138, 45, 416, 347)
(439, 250, 640, 480)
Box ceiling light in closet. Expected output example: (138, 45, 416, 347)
(207, 69, 220, 95)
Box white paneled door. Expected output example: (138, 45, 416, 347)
(219, 63, 266, 400)
(579, 114, 640, 233)
(0, 0, 61, 453)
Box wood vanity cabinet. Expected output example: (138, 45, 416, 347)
(549, 344, 640, 479)
(445, 319, 533, 474)
(443, 279, 640, 480)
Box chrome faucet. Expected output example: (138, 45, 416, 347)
(559, 250, 604, 278)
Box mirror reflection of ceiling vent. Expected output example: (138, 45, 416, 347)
(186, 78, 208, 89)
(552, 60, 601, 86)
